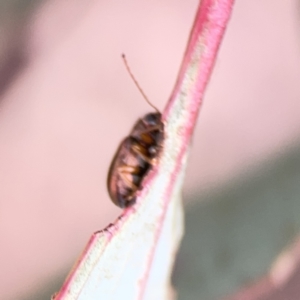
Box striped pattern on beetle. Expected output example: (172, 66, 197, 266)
(107, 112, 164, 208)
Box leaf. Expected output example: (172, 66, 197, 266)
(53, 0, 234, 299)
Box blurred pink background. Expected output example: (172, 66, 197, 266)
(0, 0, 300, 299)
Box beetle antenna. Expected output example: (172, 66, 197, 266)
(121, 54, 160, 113)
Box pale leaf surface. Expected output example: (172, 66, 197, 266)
(54, 0, 234, 299)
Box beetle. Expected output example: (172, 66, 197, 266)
(107, 55, 164, 208)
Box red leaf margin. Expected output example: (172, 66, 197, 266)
(53, 0, 235, 299)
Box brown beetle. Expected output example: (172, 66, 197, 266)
(107, 55, 164, 208)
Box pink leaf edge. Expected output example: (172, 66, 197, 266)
(53, 1, 235, 299)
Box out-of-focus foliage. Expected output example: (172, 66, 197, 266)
(0, 0, 44, 96)
(0, 0, 42, 15)
(173, 142, 300, 300)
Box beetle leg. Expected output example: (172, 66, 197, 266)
(131, 144, 153, 164)
(134, 122, 163, 146)
(118, 165, 139, 174)
(139, 124, 162, 134)
(118, 166, 139, 191)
